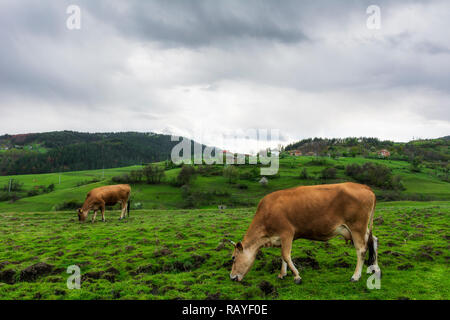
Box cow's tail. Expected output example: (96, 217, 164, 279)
(367, 231, 376, 266)
(127, 199, 131, 217)
(366, 195, 377, 266)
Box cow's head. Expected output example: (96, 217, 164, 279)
(229, 241, 256, 282)
(77, 208, 88, 222)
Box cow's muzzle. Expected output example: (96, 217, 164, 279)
(230, 274, 241, 282)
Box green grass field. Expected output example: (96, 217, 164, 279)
(0, 202, 448, 300)
(0, 155, 449, 213)
(0, 156, 448, 299)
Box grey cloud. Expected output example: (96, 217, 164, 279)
(84, 0, 310, 48)
(0, 0, 448, 143)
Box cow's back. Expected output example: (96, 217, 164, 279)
(87, 184, 130, 205)
(256, 182, 375, 240)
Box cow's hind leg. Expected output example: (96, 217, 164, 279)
(350, 230, 368, 282)
(119, 201, 126, 220)
(100, 203, 105, 222)
(280, 234, 302, 284)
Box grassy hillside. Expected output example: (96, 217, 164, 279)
(0, 202, 448, 300)
(0, 154, 448, 213)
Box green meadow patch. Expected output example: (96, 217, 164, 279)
(0, 202, 448, 300)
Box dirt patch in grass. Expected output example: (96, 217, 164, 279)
(0, 261, 11, 270)
(20, 262, 54, 282)
(176, 232, 186, 240)
(397, 263, 414, 270)
(205, 292, 221, 300)
(82, 269, 118, 283)
(0, 269, 16, 284)
(383, 250, 404, 257)
(415, 252, 434, 262)
(333, 259, 351, 268)
(54, 289, 66, 296)
(215, 242, 226, 251)
(258, 280, 278, 297)
(293, 256, 320, 270)
(154, 247, 172, 257)
(374, 216, 384, 225)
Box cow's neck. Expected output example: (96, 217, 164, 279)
(82, 200, 93, 212)
(242, 222, 268, 254)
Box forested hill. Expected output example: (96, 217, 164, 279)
(0, 131, 191, 175)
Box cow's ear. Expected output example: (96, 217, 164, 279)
(236, 242, 243, 252)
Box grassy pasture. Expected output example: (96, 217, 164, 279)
(0, 155, 449, 213)
(0, 202, 448, 300)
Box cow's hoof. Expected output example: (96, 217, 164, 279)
(294, 277, 302, 285)
(278, 274, 287, 280)
(350, 277, 360, 282)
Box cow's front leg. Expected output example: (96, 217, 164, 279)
(281, 234, 302, 284)
(101, 210, 106, 222)
(278, 259, 287, 279)
(91, 210, 97, 223)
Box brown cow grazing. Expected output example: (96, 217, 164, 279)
(77, 184, 131, 222)
(229, 182, 380, 284)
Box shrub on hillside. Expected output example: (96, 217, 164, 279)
(345, 162, 405, 190)
(223, 165, 239, 184)
(0, 192, 20, 202)
(239, 167, 260, 180)
(111, 173, 133, 184)
(321, 167, 337, 180)
(1, 179, 23, 192)
(305, 158, 330, 167)
(55, 200, 84, 211)
(75, 179, 100, 187)
(26, 184, 55, 197)
(143, 165, 165, 184)
(299, 168, 309, 179)
(197, 165, 222, 177)
(175, 165, 196, 186)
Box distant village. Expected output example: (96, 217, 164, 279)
(287, 148, 391, 158)
(0, 144, 35, 151)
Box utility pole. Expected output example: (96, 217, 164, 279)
(59, 173, 61, 185)
(8, 179, 12, 193)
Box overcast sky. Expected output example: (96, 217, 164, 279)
(0, 0, 449, 152)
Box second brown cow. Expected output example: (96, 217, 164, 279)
(77, 184, 131, 222)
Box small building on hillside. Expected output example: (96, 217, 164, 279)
(306, 151, 316, 156)
(378, 149, 391, 157)
(288, 150, 302, 156)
